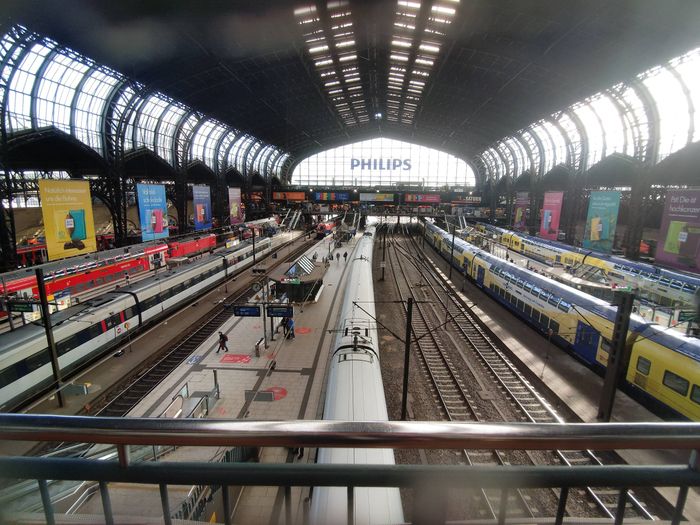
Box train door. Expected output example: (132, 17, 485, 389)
(574, 321, 600, 364)
(476, 266, 485, 287)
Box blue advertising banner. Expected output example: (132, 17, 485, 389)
(193, 184, 212, 231)
(314, 192, 350, 202)
(583, 191, 621, 253)
(136, 183, 169, 241)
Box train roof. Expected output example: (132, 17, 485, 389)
(476, 221, 700, 286)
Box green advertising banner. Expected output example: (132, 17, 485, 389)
(583, 191, 621, 253)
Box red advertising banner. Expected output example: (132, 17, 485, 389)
(513, 192, 529, 230)
(656, 189, 700, 271)
(539, 191, 563, 240)
(272, 191, 306, 201)
(405, 193, 441, 203)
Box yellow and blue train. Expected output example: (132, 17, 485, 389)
(424, 220, 700, 421)
(471, 222, 700, 308)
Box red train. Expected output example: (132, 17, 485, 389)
(167, 234, 216, 258)
(1, 244, 168, 301)
(316, 221, 336, 239)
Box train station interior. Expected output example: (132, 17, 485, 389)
(1, 2, 700, 524)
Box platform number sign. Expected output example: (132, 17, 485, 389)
(267, 305, 294, 318)
(232, 305, 261, 317)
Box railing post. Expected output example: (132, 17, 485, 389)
(222, 484, 232, 525)
(673, 449, 699, 525)
(555, 487, 569, 525)
(285, 485, 292, 525)
(614, 488, 627, 525)
(498, 489, 508, 525)
(347, 486, 354, 525)
(117, 444, 130, 467)
(99, 481, 115, 525)
(38, 479, 55, 525)
(160, 483, 172, 525)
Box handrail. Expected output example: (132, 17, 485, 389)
(1, 415, 700, 450)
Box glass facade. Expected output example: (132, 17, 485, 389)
(292, 137, 475, 188)
(0, 25, 288, 177)
(479, 46, 700, 180)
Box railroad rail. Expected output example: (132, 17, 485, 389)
(382, 223, 659, 521)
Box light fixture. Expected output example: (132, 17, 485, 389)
(375, 112, 383, 119)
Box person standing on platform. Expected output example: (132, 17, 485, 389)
(124, 272, 130, 287)
(217, 331, 229, 353)
(335, 253, 340, 263)
(287, 318, 295, 339)
(343, 251, 348, 263)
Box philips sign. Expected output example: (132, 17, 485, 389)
(350, 158, 411, 170)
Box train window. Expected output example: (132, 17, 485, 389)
(516, 299, 524, 311)
(505, 292, 512, 303)
(550, 320, 559, 334)
(524, 283, 534, 292)
(531, 309, 540, 322)
(489, 283, 495, 291)
(660, 278, 671, 286)
(670, 281, 683, 290)
(531, 287, 541, 297)
(600, 338, 612, 353)
(691, 385, 700, 405)
(516, 279, 524, 288)
(558, 301, 571, 312)
(636, 356, 651, 375)
(663, 371, 689, 397)
(548, 296, 560, 307)
(683, 284, 697, 292)
(541, 314, 550, 328)
(95, 278, 104, 285)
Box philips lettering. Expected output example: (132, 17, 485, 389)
(350, 158, 411, 170)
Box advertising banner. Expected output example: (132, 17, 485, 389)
(136, 184, 169, 241)
(656, 189, 700, 271)
(513, 192, 529, 230)
(193, 185, 212, 231)
(38, 179, 97, 261)
(360, 193, 395, 202)
(228, 187, 243, 225)
(272, 191, 306, 201)
(405, 194, 441, 203)
(539, 191, 564, 240)
(583, 191, 621, 253)
(452, 196, 482, 204)
(314, 192, 350, 202)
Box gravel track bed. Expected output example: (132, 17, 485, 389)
(374, 229, 628, 521)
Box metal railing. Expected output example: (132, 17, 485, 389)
(1, 416, 699, 525)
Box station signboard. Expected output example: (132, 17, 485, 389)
(273, 192, 306, 201)
(404, 194, 441, 203)
(267, 305, 294, 318)
(8, 301, 35, 313)
(232, 305, 261, 317)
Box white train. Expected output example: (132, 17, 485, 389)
(0, 233, 295, 411)
(310, 227, 404, 525)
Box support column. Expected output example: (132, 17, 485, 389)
(0, 170, 17, 270)
(175, 174, 188, 234)
(213, 176, 228, 227)
(528, 176, 540, 236)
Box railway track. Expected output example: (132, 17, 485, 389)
(94, 239, 315, 418)
(382, 223, 657, 521)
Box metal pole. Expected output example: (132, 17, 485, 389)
(598, 291, 635, 421)
(381, 225, 387, 281)
(252, 227, 256, 265)
(401, 297, 413, 421)
(448, 226, 456, 280)
(36, 269, 64, 408)
(1, 275, 15, 331)
(267, 280, 274, 343)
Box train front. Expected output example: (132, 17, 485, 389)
(310, 225, 404, 525)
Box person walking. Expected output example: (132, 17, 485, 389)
(217, 331, 229, 353)
(335, 252, 340, 263)
(287, 317, 295, 339)
(343, 251, 348, 263)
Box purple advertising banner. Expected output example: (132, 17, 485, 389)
(539, 191, 563, 240)
(228, 187, 243, 225)
(656, 189, 700, 271)
(193, 184, 212, 231)
(513, 192, 529, 230)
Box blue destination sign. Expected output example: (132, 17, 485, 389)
(267, 305, 294, 318)
(350, 158, 411, 170)
(233, 305, 261, 317)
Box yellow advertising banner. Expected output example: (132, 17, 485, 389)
(38, 179, 97, 261)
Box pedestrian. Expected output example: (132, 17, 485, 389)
(312, 251, 318, 261)
(281, 317, 289, 336)
(287, 317, 295, 339)
(335, 253, 340, 262)
(124, 272, 130, 286)
(343, 251, 348, 262)
(217, 331, 229, 353)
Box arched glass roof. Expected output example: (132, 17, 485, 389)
(478, 46, 700, 180)
(0, 25, 288, 177)
(291, 137, 475, 187)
